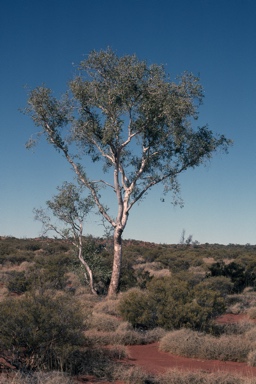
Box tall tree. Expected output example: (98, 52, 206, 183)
(25, 48, 231, 297)
(34, 182, 97, 295)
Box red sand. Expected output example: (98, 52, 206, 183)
(75, 314, 256, 383)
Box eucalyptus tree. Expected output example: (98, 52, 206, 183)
(34, 182, 97, 294)
(25, 48, 231, 297)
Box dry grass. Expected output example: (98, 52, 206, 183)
(247, 307, 256, 319)
(114, 366, 256, 384)
(0, 261, 33, 273)
(116, 321, 134, 332)
(203, 257, 215, 265)
(114, 365, 153, 384)
(133, 262, 171, 278)
(159, 329, 252, 362)
(84, 329, 144, 346)
(247, 350, 256, 367)
(0, 371, 74, 384)
(227, 291, 256, 314)
(84, 327, 166, 347)
(93, 298, 119, 316)
(143, 327, 167, 343)
(217, 320, 254, 336)
(0, 285, 9, 301)
(159, 329, 203, 358)
(87, 311, 121, 332)
(245, 327, 256, 342)
(155, 369, 255, 384)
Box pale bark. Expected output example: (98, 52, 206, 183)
(78, 245, 97, 295)
(77, 223, 98, 295)
(107, 227, 123, 297)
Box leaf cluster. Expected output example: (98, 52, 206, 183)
(25, 48, 232, 216)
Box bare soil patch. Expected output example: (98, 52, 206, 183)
(127, 342, 256, 377)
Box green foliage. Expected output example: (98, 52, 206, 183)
(81, 238, 112, 294)
(29, 253, 73, 290)
(208, 260, 256, 293)
(25, 49, 231, 296)
(0, 292, 85, 371)
(119, 276, 225, 331)
(118, 288, 153, 329)
(7, 271, 30, 294)
(119, 262, 152, 292)
(196, 276, 234, 297)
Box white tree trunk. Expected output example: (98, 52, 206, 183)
(78, 244, 98, 295)
(107, 226, 123, 297)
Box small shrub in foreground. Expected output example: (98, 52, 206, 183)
(0, 292, 86, 371)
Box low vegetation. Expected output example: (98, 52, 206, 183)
(159, 328, 252, 362)
(1, 236, 256, 382)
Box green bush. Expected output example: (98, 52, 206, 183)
(118, 288, 155, 329)
(119, 277, 226, 331)
(197, 276, 234, 296)
(207, 260, 255, 293)
(28, 253, 73, 290)
(7, 271, 30, 294)
(0, 292, 86, 371)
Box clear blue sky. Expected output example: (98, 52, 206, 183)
(0, 0, 255, 244)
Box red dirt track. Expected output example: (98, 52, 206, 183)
(127, 342, 256, 377)
(77, 314, 256, 383)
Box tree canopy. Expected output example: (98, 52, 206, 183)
(25, 48, 232, 296)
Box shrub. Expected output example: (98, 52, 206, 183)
(0, 292, 86, 371)
(118, 277, 225, 331)
(197, 276, 234, 296)
(208, 261, 249, 293)
(118, 288, 154, 329)
(64, 347, 120, 379)
(27, 253, 72, 290)
(7, 271, 31, 293)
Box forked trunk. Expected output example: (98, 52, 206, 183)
(107, 227, 122, 297)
